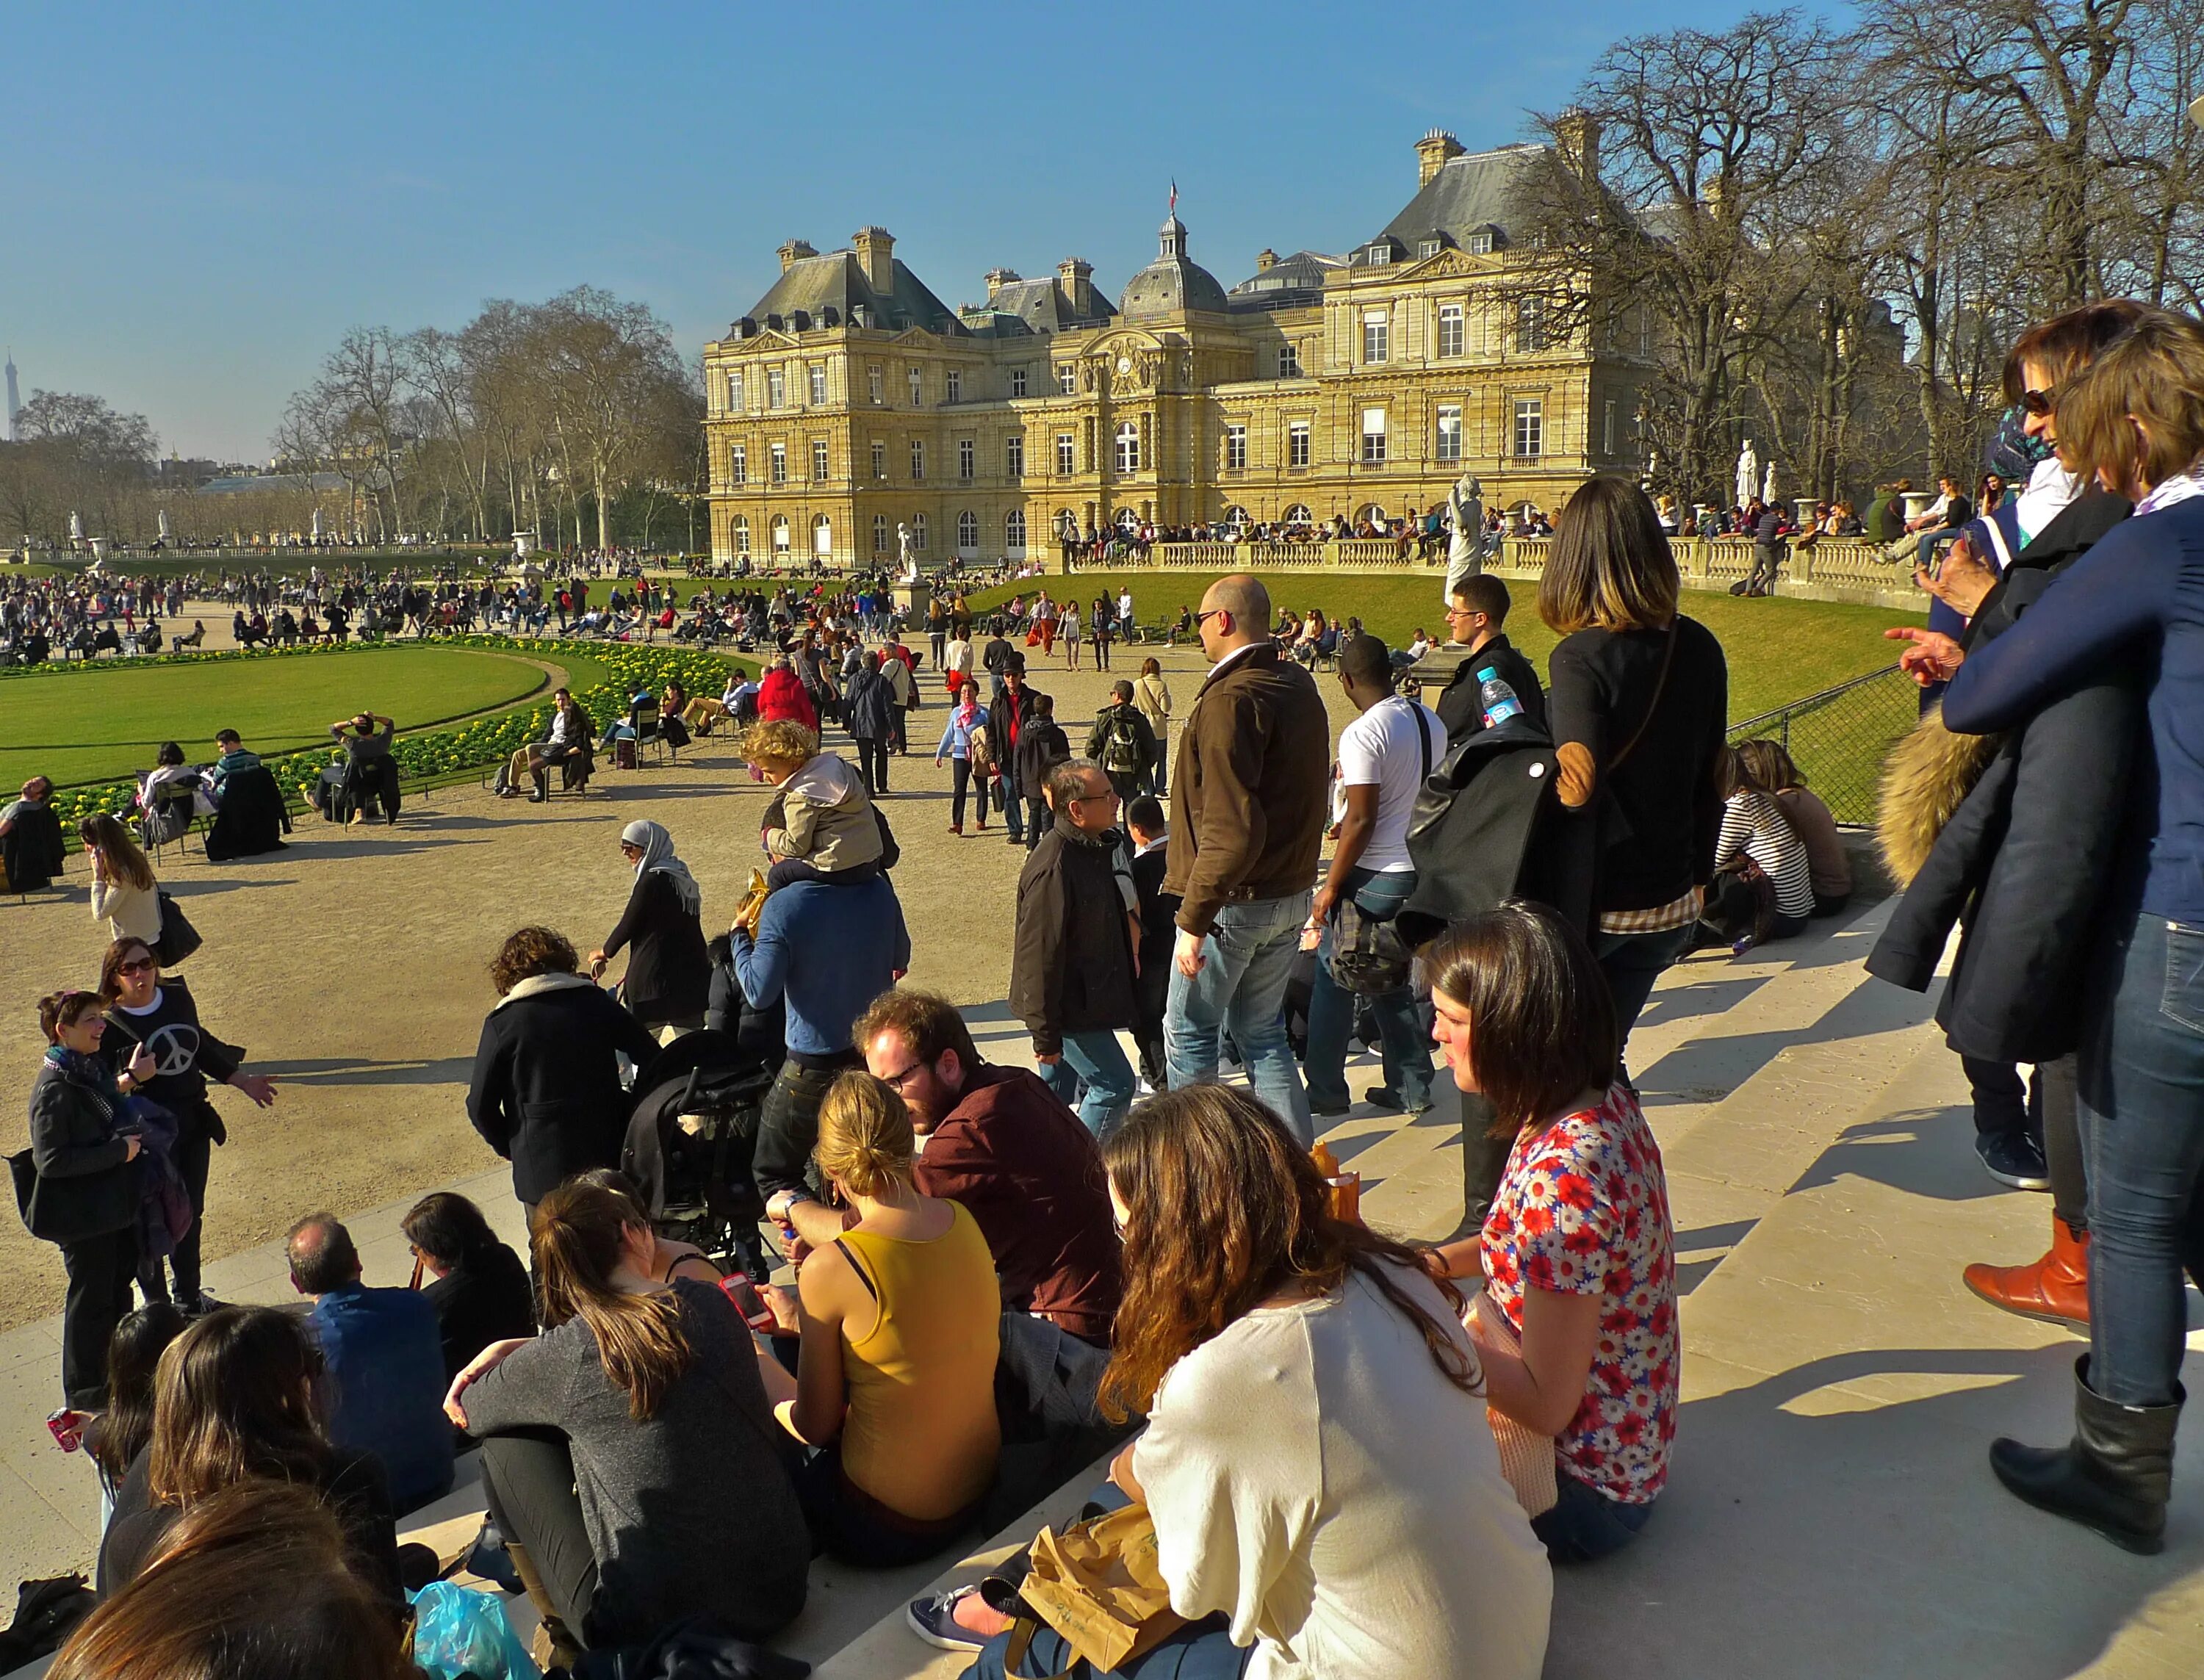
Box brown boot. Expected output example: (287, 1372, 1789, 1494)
(1964, 1217, 2089, 1330)
(503, 1540, 585, 1670)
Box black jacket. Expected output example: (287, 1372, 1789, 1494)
(467, 978, 663, 1203)
(1399, 719, 1577, 945)
(1129, 845, 1180, 993)
(204, 763, 291, 861)
(1014, 719, 1071, 801)
(605, 870, 713, 1026)
(1, 803, 65, 893)
(1435, 634, 1547, 743)
(843, 667, 898, 741)
(986, 686, 1041, 775)
(23, 1059, 139, 1244)
(1011, 819, 1139, 1053)
(1868, 491, 2137, 1061)
(421, 1242, 536, 1380)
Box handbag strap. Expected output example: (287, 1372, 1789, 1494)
(1410, 699, 1434, 782)
(1607, 622, 1680, 776)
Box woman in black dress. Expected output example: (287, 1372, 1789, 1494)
(590, 820, 711, 1035)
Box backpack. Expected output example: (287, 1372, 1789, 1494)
(1098, 709, 1143, 775)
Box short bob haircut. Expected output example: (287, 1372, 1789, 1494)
(2000, 298, 2152, 407)
(2055, 306, 2204, 496)
(490, 925, 578, 997)
(1422, 900, 1618, 1136)
(1537, 475, 1679, 635)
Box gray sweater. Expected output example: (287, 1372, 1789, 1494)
(461, 1278, 808, 1643)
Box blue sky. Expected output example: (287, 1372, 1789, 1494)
(4, 0, 1752, 461)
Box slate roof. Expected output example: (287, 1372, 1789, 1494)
(1226, 249, 1345, 310)
(1119, 216, 1231, 317)
(1350, 143, 1546, 264)
(740, 251, 965, 336)
(960, 275, 1117, 336)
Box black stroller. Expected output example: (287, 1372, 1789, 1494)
(620, 1030, 776, 1283)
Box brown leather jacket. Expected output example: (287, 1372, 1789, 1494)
(1163, 642, 1329, 934)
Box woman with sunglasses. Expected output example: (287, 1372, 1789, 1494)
(98, 937, 278, 1315)
(27, 989, 147, 1413)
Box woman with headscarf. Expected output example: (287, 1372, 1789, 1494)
(588, 821, 711, 1037)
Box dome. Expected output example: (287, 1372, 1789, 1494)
(1118, 214, 1229, 317)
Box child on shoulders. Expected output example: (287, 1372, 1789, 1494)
(741, 719, 883, 890)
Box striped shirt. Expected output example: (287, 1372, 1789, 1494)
(1717, 790, 1814, 921)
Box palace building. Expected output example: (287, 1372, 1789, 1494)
(701, 123, 1648, 570)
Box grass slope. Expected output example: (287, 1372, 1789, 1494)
(962, 572, 1920, 724)
(1, 645, 571, 790)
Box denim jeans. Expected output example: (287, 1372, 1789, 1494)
(1165, 892, 1314, 1144)
(2080, 913, 2204, 1407)
(1589, 921, 1698, 1063)
(1023, 796, 1049, 852)
(1303, 868, 1433, 1113)
(1040, 1030, 1138, 1139)
(1532, 1468, 1655, 1564)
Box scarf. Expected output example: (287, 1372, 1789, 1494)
(2135, 457, 2204, 519)
(622, 819, 702, 915)
(44, 1043, 118, 1097)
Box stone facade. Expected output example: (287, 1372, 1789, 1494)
(702, 129, 1649, 571)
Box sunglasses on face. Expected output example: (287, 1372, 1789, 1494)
(2020, 389, 2056, 417)
(118, 958, 156, 976)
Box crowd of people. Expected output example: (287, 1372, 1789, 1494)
(12, 296, 2204, 1677)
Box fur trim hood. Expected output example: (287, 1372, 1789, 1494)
(1876, 706, 2003, 887)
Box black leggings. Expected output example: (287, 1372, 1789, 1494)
(480, 1430, 602, 1645)
(951, 757, 990, 829)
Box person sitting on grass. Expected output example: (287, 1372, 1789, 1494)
(742, 718, 884, 887)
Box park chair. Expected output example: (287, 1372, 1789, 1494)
(145, 782, 206, 865)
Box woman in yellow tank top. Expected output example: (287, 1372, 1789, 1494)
(767, 1070, 1001, 1566)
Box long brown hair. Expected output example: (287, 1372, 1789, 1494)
(49, 1482, 410, 1680)
(1098, 1086, 1479, 1421)
(1537, 475, 1679, 634)
(532, 1180, 693, 1421)
(98, 937, 159, 1006)
(148, 1308, 334, 1507)
(79, 813, 155, 891)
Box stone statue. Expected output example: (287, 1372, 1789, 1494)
(896, 522, 917, 581)
(1443, 472, 1486, 609)
(1735, 440, 1759, 510)
(1762, 459, 1779, 505)
(68, 510, 84, 545)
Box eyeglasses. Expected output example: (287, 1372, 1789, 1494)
(876, 1059, 928, 1093)
(2020, 388, 2056, 417)
(1193, 608, 1226, 630)
(117, 957, 156, 976)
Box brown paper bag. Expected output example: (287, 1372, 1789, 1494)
(1014, 1502, 1186, 1674)
(1464, 1287, 1560, 1517)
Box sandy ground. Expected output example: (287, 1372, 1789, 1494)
(0, 632, 1365, 1330)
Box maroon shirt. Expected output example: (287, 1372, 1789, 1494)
(912, 1064, 1121, 1344)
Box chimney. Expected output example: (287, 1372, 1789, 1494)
(1416, 129, 1466, 188)
(777, 238, 816, 274)
(852, 226, 895, 293)
(1256, 248, 1278, 272)
(984, 266, 1022, 300)
(1057, 256, 1094, 319)
(1554, 109, 1602, 184)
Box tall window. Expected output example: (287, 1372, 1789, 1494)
(811, 439, 829, 481)
(871, 439, 886, 480)
(1283, 502, 1311, 527)
(1277, 341, 1300, 378)
(873, 513, 890, 554)
(1011, 367, 1028, 398)
(910, 439, 925, 481)
(1438, 303, 1465, 358)
(727, 370, 745, 411)
(868, 366, 883, 403)
(1436, 404, 1463, 463)
(769, 441, 787, 483)
(807, 364, 826, 405)
(1058, 364, 1077, 394)
(1514, 398, 1544, 458)
(957, 510, 979, 552)
(1361, 407, 1387, 464)
(771, 514, 790, 554)
(813, 514, 832, 557)
(767, 367, 785, 408)
(1056, 432, 1075, 475)
(1115, 421, 1140, 475)
(958, 439, 975, 480)
(907, 366, 923, 405)
(1006, 508, 1026, 549)
(1516, 296, 1548, 354)
(1603, 400, 1616, 457)
(1289, 421, 1311, 469)
(911, 512, 928, 550)
(728, 444, 746, 485)
(1363, 309, 1389, 365)
(1006, 435, 1024, 479)
(1225, 423, 1247, 471)
(946, 369, 962, 404)
(730, 515, 749, 555)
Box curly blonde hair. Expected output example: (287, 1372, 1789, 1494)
(741, 718, 818, 772)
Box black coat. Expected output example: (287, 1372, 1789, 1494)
(467, 978, 663, 1204)
(844, 667, 898, 741)
(1, 803, 65, 893)
(1868, 491, 2137, 1061)
(421, 1243, 536, 1380)
(986, 687, 1040, 776)
(1434, 634, 1548, 744)
(1011, 820, 1139, 1053)
(605, 870, 713, 1026)
(1399, 720, 1580, 945)
(24, 1059, 139, 1243)
(204, 763, 292, 861)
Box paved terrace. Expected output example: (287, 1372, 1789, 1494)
(6, 903, 2202, 1676)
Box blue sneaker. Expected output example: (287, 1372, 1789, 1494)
(907, 1586, 990, 1652)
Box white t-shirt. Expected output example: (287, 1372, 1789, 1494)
(1135, 1269, 1551, 1680)
(1335, 695, 1443, 873)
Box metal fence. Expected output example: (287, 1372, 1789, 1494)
(1726, 663, 1916, 826)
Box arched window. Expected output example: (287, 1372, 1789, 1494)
(1223, 504, 1250, 529)
(730, 515, 750, 555)
(1006, 508, 1028, 551)
(873, 514, 891, 554)
(771, 514, 791, 554)
(813, 513, 832, 557)
(1281, 503, 1312, 527)
(1114, 507, 1139, 533)
(1055, 508, 1078, 541)
(957, 510, 979, 553)
(1114, 421, 1140, 475)
(911, 513, 929, 551)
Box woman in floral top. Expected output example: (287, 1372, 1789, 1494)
(1425, 901, 1680, 1562)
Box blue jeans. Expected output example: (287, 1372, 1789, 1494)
(1165, 893, 1314, 1144)
(2080, 913, 2204, 1407)
(1040, 1030, 1138, 1139)
(1532, 1468, 1655, 1563)
(1303, 868, 1433, 1113)
(1589, 922, 1697, 1061)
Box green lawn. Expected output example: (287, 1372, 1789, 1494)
(1, 645, 571, 790)
(962, 572, 1920, 724)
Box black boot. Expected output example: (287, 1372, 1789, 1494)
(1990, 1355, 2183, 1554)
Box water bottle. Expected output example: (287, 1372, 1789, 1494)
(1477, 666, 1523, 729)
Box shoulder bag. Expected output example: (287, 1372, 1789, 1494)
(149, 890, 203, 967)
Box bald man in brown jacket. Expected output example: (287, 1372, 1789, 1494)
(1162, 574, 1329, 1141)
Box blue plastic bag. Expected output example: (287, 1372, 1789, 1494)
(408, 1580, 540, 1680)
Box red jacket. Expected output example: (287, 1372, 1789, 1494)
(757, 666, 817, 729)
